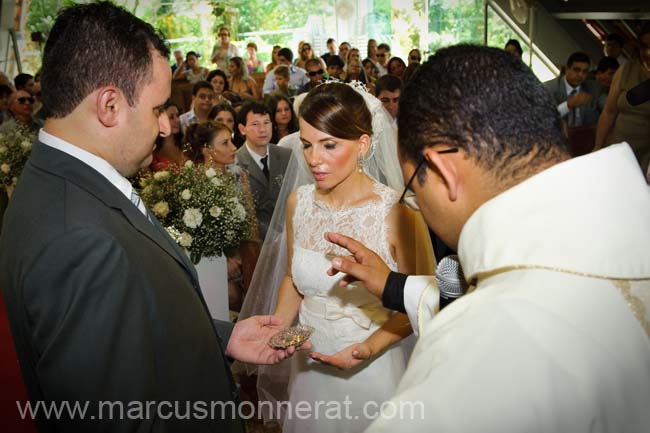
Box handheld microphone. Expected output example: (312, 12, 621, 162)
(626, 78, 650, 106)
(435, 255, 468, 309)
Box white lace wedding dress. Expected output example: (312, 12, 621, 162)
(283, 181, 409, 433)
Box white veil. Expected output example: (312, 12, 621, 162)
(234, 81, 424, 422)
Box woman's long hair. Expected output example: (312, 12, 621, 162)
(268, 95, 298, 144)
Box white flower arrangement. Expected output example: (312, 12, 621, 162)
(139, 163, 254, 264)
(0, 125, 36, 195)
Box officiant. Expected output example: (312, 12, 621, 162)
(326, 44, 650, 432)
(0, 3, 307, 431)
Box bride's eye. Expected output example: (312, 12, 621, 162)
(301, 142, 311, 149)
(324, 143, 336, 150)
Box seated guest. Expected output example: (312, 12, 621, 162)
(228, 56, 260, 101)
(209, 103, 237, 133)
(151, 101, 186, 172)
(375, 74, 402, 126)
(172, 51, 209, 84)
(207, 69, 231, 105)
(14, 73, 35, 93)
(245, 42, 265, 74)
(298, 58, 325, 95)
(295, 42, 326, 71)
(268, 95, 297, 143)
(262, 48, 308, 96)
(363, 58, 379, 84)
(504, 39, 523, 59)
(180, 81, 215, 133)
(544, 51, 604, 128)
(344, 58, 369, 86)
(407, 48, 422, 66)
(387, 56, 406, 81)
(265, 65, 291, 101)
(1, 90, 38, 132)
(265, 45, 281, 74)
(594, 56, 619, 92)
(326, 55, 344, 80)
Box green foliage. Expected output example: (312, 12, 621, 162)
(427, 0, 485, 53)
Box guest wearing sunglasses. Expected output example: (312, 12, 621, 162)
(408, 49, 422, 66)
(2, 90, 38, 132)
(298, 58, 325, 95)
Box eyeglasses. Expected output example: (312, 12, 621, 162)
(398, 148, 459, 204)
(410, 56, 421, 61)
(17, 96, 35, 104)
(302, 46, 312, 51)
(308, 69, 324, 76)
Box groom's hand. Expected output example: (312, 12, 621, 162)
(325, 232, 390, 298)
(226, 315, 312, 364)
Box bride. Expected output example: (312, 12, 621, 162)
(239, 82, 434, 432)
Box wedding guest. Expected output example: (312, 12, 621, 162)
(595, 22, 650, 176)
(0, 3, 304, 431)
(365, 38, 384, 76)
(265, 65, 291, 101)
(235, 101, 292, 241)
(179, 81, 215, 133)
(151, 101, 186, 171)
(321, 37, 336, 63)
(209, 103, 237, 132)
(326, 55, 344, 80)
(171, 49, 183, 73)
(327, 44, 650, 433)
(268, 95, 298, 143)
(375, 74, 403, 124)
(3, 90, 38, 131)
(594, 56, 619, 91)
(295, 42, 325, 71)
(387, 56, 407, 80)
(14, 73, 35, 94)
(265, 45, 281, 74)
(408, 48, 422, 66)
(505, 39, 523, 59)
(262, 48, 308, 96)
(344, 58, 369, 87)
(363, 58, 379, 84)
(228, 56, 260, 101)
(211, 26, 240, 72)
(298, 58, 325, 95)
(185, 120, 261, 310)
(172, 51, 209, 83)
(206, 69, 230, 105)
(338, 41, 351, 66)
(244, 42, 264, 74)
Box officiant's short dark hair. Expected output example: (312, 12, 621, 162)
(300, 82, 372, 140)
(40, 1, 169, 118)
(398, 44, 568, 184)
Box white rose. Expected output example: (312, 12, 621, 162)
(142, 184, 153, 195)
(183, 208, 203, 228)
(1, 163, 10, 173)
(153, 170, 170, 181)
(179, 232, 193, 247)
(209, 206, 222, 218)
(20, 140, 32, 151)
(184, 160, 194, 168)
(235, 203, 246, 221)
(205, 167, 217, 178)
(152, 201, 170, 218)
(0, 146, 7, 154)
(210, 177, 222, 186)
(181, 189, 192, 200)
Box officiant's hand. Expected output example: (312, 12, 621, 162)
(226, 315, 312, 364)
(325, 232, 390, 298)
(309, 341, 373, 370)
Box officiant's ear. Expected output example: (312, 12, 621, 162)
(96, 86, 121, 127)
(357, 133, 371, 158)
(422, 146, 460, 202)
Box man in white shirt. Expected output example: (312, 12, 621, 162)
(262, 48, 308, 96)
(325, 44, 650, 433)
(179, 81, 215, 133)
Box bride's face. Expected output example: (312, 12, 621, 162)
(299, 118, 365, 189)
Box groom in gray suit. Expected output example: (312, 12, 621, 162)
(0, 3, 305, 431)
(236, 102, 292, 241)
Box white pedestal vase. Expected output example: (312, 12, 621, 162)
(193, 254, 230, 321)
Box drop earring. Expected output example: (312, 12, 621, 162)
(357, 155, 364, 173)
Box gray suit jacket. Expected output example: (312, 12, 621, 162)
(236, 144, 292, 241)
(544, 76, 605, 127)
(0, 141, 244, 432)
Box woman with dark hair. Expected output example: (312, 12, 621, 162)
(265, 45, 282, 74)
(244, 42, 265, 74)
(240, 82, 434, 432)
(206, 69, 230, 104)
(268, 95, 298, 143)
(151, 101, 186, 171)
(505, 39, 524, 59)
(387, 56, 407, 80)
(344, 58, 369, 86)
(209, 103, 237, 132)
(172, 51, 209, 83)
(228, 57, 260, 101)
(185, 120, 260, 310)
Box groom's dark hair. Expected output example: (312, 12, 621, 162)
(41, 1, 169, 118)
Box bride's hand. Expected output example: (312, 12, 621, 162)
(309, 341, 374, 370)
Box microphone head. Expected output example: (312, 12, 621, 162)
(435, 255, 468, 299)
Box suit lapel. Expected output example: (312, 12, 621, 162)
(237, 146, 268, 187)
(30, 141, 198, 284)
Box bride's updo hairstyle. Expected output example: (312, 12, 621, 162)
(185, 120, 232, 164)
(299, 82, 373, 140)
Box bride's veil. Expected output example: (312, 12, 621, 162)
(234, 81, 428, 422)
